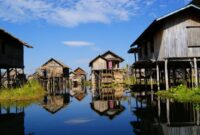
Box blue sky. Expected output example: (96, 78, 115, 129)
(0, 0, 191, 74)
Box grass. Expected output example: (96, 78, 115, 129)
(124, 76, 136, 86)
(156, 84, 200, 103)
(0, 80, 46, 102)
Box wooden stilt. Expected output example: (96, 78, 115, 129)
(173, 68, 176, 86)
(184, 68, 187, 86)
(165, 60, 169, 90)
(0, 69, 1, 88)
(156, 63, 160, 91)
(166, 99, 170, 125)
(134, 53, 137, 63)
(194, 58, 198, 87)
(158, 97, 161, 118)
(139, 68, 142, 84)
(7, 68, 10, 88)
(196, 108, 200, 126)
(135, 69, 138, 84)
(190, 67, 193, 88)
(150, 71, 153, 91)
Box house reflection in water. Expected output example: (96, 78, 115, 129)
(131, 92, 200, 135)
(0, 106, 25, 135)
(90, 87, 125, 119)
(71, 86, 87, 101)
(42, 93, 70, 114)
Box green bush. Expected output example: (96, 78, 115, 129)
(0, 80, 46, 101)
(156, 85, 200, 103)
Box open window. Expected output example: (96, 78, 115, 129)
(187, 26, 200, 47)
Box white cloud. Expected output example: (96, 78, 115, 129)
(0, 0, 156, 27)
(62, 41, 94, 47)
(64, 118, 94, 125)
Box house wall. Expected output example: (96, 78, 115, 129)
(138, 11, 200, 61)
(103, 54, 120, 69)
(39, 61, 64, 77)
(92, 58, 107, 70)
(0, 37, 23, 68)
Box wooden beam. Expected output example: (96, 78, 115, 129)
(156, 63, 160, 91)
(165, 59, 169, 90)
(194, 57, 198, 87)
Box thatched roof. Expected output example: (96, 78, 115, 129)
(89, 50, 124, 66)
(74, 67, 86, 75)
(41, 58, 70, 69)
(130, 4, 200, 47)
(101, 50, 124, 62)
(0, 28, 33, 48)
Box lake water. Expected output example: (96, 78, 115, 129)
(0, 87, 200, 135)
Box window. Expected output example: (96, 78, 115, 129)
(187, 26, 200, 47)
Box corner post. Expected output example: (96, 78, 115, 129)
(194, 57, 198, 87)
(156, 62, 160, 91)
(165, 59, 169, 90)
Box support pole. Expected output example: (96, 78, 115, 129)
(156, 63, 160, 91)
(165, 60, 169, 90)
(140, 68, 142, 84)
(134, 53, 137, 63)
(194, 58, 198, 87)
(0, 69, 1, 88)
(166, 99, 170, 125)
(7, 68, 10, 88)
(150, 71, 153, 91)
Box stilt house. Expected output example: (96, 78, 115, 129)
(129, 1, 200, 90)
(0, 28, 32, 88)
(89, 51, 124, 88)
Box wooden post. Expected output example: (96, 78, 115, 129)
(166, 99, 170, 125)
(165, 60, 169, 90)
(197, 110, 200, 126)
(158, 97, 161, 118)
(0, 69, 1, 88)
(150, 70, 153, 91)
(194, 58, 198, 87)
(134, 53, 137, 63)
(184, 68, 187, 86)
(173, 68, 176, 86)
(190, 67, 193, 88)
(135, 69, 138, 84)
(7, 68, 10, 88)
(140, 68, 142, 84)
(156, 63, 160, 91)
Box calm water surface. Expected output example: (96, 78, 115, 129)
(0, 87, 200, 135)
